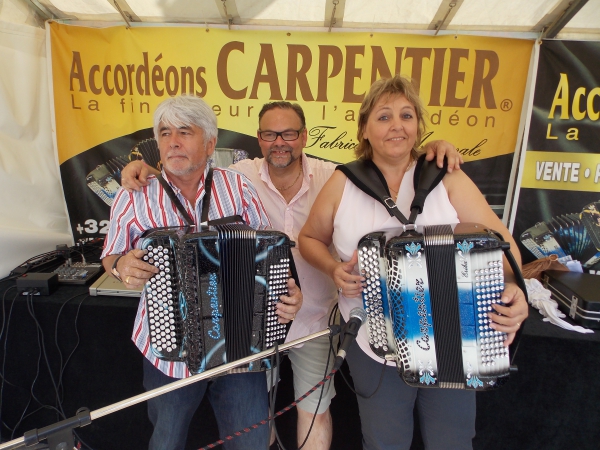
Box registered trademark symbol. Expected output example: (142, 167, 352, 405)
(501, 99, 513, 111)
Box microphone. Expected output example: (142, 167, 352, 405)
(333, 307, 367, 370)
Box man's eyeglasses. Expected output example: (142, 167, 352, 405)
(258, 128, 303, 142)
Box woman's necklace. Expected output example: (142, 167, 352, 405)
(276, 166, 303, 191)
(389, 186, 399, 201)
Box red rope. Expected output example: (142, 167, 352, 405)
(198, 368, 338, 450)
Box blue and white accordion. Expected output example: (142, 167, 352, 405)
(140, 224, 291, 374)
(357, 223, 511, 390)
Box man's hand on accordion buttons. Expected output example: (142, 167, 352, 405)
(276, 278, 302, 324)
(121, 160, 157, 192)
(488, 281, 528, 346)
(120, 249, 159, 288)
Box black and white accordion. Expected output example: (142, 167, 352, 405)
(140, 224, 293, 374)
(357, 223, 511, 390)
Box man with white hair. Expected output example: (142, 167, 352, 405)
(102, 95, 302, 450)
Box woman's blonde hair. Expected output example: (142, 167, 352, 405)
(355, 75, 427, 161)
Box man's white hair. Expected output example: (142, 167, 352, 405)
(153, 95, 217, 144)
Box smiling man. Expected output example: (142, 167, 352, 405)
(101, 95, 302, 450)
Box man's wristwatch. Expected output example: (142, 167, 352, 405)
(111, 255, 124, 282)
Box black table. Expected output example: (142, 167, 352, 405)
(1, 280, 599, 450)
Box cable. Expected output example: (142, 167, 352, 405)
(271, 305, 340, 450)
(0, 287, 93, 449)
(328, 307, 388, 400)
(335, 355, 388, 399)
(283, 303, 339, 449)
(11, 292, 50, 439)
(5, 237, 105, 280)
(199, 366, 339, 450)
(268, 342, 280, 450)
(0, 273, 23, 283)
(0, 285, 17, 344)
(69, 300, 95, 450)
(54, 293, 88, 406)
(295, 334, 333, 450)
(47, 292, 94, 450)
(0, 286, 18, 438)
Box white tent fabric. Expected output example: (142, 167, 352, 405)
(0, 18, 71, 278)
(20, 0, 600, 39)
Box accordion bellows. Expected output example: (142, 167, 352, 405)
(357, 223, 511, 390)
(141, 224, 291, 374)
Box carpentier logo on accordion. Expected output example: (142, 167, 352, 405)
(414, 278, 432, 352)
(207, 273, 221, 340)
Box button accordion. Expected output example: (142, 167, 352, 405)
(140, 224, 292, 374)
(357, 223, 511, 390)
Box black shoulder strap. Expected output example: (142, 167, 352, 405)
(336, 156, 448, 224)
(408, 154, 448, 223)
(336, 159, 410, 224)
(156, 169, 244, 228)
(156, 174, 195, 226)
(200, 168, 214, 224)
(199, 168, 244, 227)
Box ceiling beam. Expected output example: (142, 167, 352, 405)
(540, 0, 589, 39)
(428, 0, 464, 33)
(111, 0, 141, 28)
(533, 0, 572, 33)
(215, 0, 239, 28)
(23, 0, 63, 21)
(325, 0, 346, 30)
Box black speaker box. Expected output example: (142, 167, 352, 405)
(15, 272, 59, 295)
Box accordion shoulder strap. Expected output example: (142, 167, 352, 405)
(156, 169, 244, 228)
(410, 154, 448, 223)
(199, 168, 245, 227)
(156, 173, 195, 226)
(336, 159, 409, 224)
(200, 168, 214, 224)
(335, 154, 447, 224)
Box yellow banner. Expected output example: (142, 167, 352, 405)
(50, 23, 532, 165)
(521, 150, 600, 192)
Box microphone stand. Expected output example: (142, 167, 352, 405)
(0, 327, 338, 450)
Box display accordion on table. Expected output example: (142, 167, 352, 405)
(357, 223, 513, 391)
(140, 224, 293, 374)
(86, 137, 249, 207)
(520, 201, 600, 269)
(85, 155, 130, 206)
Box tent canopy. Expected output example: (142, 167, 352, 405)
(13, 0, 600, 40)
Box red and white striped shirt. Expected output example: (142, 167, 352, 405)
(101, 166, 270, 378)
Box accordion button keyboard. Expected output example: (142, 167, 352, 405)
(143, 241, 182, 360)
(357, 243, 391, 359)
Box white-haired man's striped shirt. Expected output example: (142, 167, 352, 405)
(101, 166, 271, 379)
